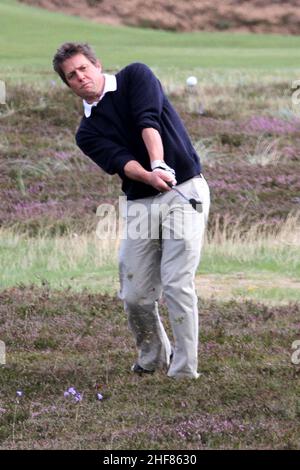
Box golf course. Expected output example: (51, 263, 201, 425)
(0, 0, 300, 450)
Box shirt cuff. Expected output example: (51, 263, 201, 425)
(114, 155, 137, 179)
(138, 120, 162, 135)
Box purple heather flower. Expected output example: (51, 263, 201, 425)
(64, 388, 82, 402)
(97, 393, 103, 401)
(74, 393, 82, 402)
(246, 115, 300, 134)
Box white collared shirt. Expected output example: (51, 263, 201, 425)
(83, 74, 117, 118)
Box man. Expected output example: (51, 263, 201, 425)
(53, 42, 210, 379)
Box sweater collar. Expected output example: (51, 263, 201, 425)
(83, 74, 117, 118)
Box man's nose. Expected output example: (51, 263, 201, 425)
(76, 70, 85, 81)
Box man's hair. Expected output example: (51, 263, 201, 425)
(53, 42, 98, 86)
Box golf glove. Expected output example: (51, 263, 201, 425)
(151, 160, 176, 185)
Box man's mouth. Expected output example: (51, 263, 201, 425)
(81, 82, 92, 89)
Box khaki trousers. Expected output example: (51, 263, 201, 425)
(119, 175, 210, 378)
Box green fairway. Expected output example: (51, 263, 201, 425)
(1, 0, 300, 82)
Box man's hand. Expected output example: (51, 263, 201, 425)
(148, 169, 175, 192)
(151, 160, 177, 191)
(141, 129, 177, 190)
(151, 160, 175, 173)
(151, 160, 176, 178)
(123, 160, 176, 192)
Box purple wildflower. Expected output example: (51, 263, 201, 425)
(97, 393, 103, 401)
(64, 387, 82, 403)
(74, 393, 82, 402)
(245, 115, 300, 134)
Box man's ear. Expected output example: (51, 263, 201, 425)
(96, 60, 102, 71)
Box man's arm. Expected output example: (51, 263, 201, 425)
(126, 64, 176, 187)
(126, 127, 174, 191)
(141, 128, 164, 162)
(141, 127, 176, 186)
(77, 127, 172, 191)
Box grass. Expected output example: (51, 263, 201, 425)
(201, 213, 300, 278)
(1, 0, 300, 450)
(0, 230, 119, 292)
(0, 285, 300, 449)
(1, 213, 299, 303)
(1, 0, 300, 83)
(233, 286, 300, 303)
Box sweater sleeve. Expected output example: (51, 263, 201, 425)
(127, 63, 163, 134)
(76, 128, 136, 178)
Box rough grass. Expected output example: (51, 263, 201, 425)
(0, 285, 300, 449)
(1, 4, 300, 450)
(1, 80, 300, 237)
(0, 213, 299, 303)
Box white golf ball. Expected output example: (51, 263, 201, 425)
(186, 76, 198, 87)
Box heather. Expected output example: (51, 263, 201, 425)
(1, 79, 299, 236)
(1, 1, 300, 451)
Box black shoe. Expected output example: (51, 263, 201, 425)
(131, 363, 155, 375)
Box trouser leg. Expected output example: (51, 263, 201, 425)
(119, 200, 172, 371)
(161, 176, 210, 378)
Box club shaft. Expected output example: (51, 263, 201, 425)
(172, 186, 190, 204)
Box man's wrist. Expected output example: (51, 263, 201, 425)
(143, 170, 153, 185)
(151, 160, 164, 170)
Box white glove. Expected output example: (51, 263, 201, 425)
(151, 160, 176, 185)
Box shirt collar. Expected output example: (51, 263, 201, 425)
(83, 74, 117, 118)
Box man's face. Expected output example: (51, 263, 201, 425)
(61, 53, 104, 102)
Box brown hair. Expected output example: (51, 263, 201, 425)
(53, 42, 98, 86)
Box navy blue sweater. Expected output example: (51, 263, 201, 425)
(76, 62, 201, 200)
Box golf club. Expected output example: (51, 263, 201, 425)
(166, 181, 202, 213)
